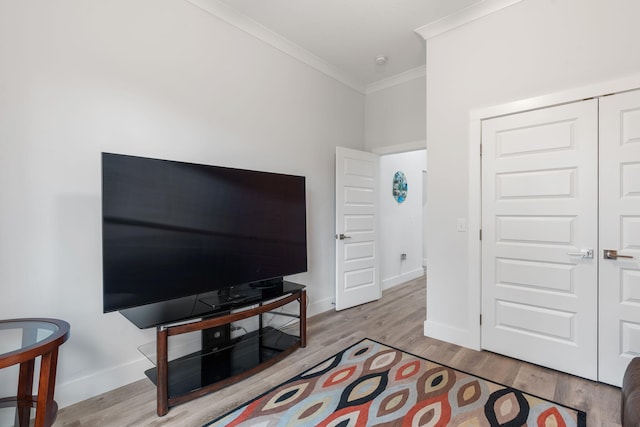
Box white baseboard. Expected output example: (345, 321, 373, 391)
(382, 268, 424, 291)
(56, 357, 153, 409)
(307, 295, 334, 317)
(423, 319, 480, 351)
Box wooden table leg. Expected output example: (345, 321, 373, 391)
(34, 349, 59, 427)
(16, 325, 38, 426)
(16, 359, 35, 427)
(156, 327, 169, 416)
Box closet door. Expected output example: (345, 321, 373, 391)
(599, 89, 640, 386)
(481, 100, 598, 380)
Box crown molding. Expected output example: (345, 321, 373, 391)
(185, 0, 519, 95)
(366, 65, 426, 94)
(185, 0, 366, 94)
(415, 0, 523, 40)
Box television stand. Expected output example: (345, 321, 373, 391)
(140, 282, 306, 416)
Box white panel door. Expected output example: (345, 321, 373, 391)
(481, 100, 598, 380)
(335, 147, 380, 311)
(599, 90, 640, 386)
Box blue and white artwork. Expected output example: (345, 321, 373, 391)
(392, 171, 408, 203)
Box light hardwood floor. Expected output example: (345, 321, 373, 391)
(54, 277, 622, 426)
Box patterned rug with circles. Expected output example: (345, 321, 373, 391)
(205, 338, 586, 426)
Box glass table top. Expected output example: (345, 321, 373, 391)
(0, 319, 64, 358)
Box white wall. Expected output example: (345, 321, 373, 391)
(365, 77, 426, 151)
(424, 0, 640, 348)
(0, 0, 364, 408)
(379, 150, 426, 290)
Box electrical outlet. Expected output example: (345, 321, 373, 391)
(401, 253, 407, 261)
(457, 218, 467, 232)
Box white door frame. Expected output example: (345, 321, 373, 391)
(371, 140, 426, 156)
(466, 74, 640, 351)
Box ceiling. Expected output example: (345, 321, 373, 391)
(189, 0, 520, 92)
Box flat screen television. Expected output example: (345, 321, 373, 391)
(101, 152, 307, 319)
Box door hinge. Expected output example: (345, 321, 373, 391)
(480, 314, 483, 325)
(479, 144, 482, 156)
(479, 229, 482, 240)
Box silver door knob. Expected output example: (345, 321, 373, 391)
(603, 249, 634, 260)
(336, 233, 351, 240)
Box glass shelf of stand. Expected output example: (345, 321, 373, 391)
(138, 303, 301, 367)
(139, 331, 202, 367)
(139, 284, 306, 415)
(146, 326, 301, 399)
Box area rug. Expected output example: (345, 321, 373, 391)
(205, 338, 587, 426)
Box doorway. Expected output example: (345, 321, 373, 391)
(379, 149, 427, 290)
(335, 146, 426, 311)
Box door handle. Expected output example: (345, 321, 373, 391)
(566, 249, 594, 259)
(603, 249, 634, 260)
(336, 234, 351, 240)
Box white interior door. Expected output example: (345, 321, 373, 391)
(599, 89, 640, 386)
(335, 146, 380, 311)
(481, 100, 599, 380)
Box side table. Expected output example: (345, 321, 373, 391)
(0, 318, 70, 427)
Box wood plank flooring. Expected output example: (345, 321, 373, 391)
(54, 277, 622, 426)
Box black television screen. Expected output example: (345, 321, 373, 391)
(101, 152, 307, 313)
